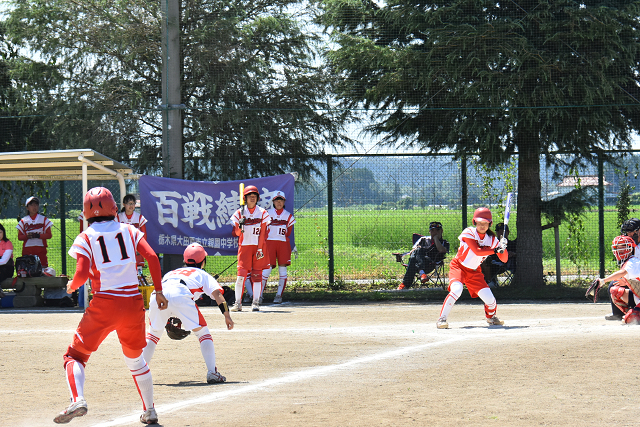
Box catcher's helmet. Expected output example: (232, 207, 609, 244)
(620, 218, 640, 234)
(83, 187, 118, 220)
(184, 243, 207, 265)
(612, 235, 635, 265)
(243, 185, 260, 201)
(165, 317, 191, 340)
(472, 207, 493, 225)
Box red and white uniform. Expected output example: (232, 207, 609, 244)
(616, 257, 640, 304)
(17, 213, 53, 267)
(230, 205, 271, 272)
(449, 227, 502, 297)
(266, 207, 295, 267)
(148, 267, 223, 332)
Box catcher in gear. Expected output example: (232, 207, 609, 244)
(142, 243, 234, 384)
(591, 235, 640, 324)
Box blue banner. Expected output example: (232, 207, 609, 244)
(139, 174, 296, 256)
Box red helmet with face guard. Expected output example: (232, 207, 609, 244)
(243, 185, 260, 201)
(184, 243, 207, 265)
(612, 235, 635, 265)
(83, 187, 118, 220)
(472, 207, 493, 225)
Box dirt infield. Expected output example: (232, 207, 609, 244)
(1, 301, 636, 427)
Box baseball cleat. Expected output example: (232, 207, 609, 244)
(252, 301, 260, 312)
(230, 303, 242, 312)
(207, 369, 226, 384)
(486, 315, 504, 326)
(605, 313, 623, 321)
(436, 317, 449, 329)
(54, 398, 88, 424)
(273, 295, 283, 304)
(140, 407, 158, 424)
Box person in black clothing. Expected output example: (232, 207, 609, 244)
(397, 221, 450, 290)
(481, 223, 516, 287)
(605, 218, 640, 320)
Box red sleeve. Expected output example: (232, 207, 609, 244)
(41, 227, 52, 240)
(17, 228, 28, 242)
(258, 222, 267, 251)
(68, 254, 91, 291)
(137, 238, 163, 292)
(139, 224, 147, 238)
(461, 237, 495, 257)
(232, 224, 242, 237)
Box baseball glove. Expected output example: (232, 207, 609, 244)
(165, 317, 191, 340)
(585, 278, 601, 303)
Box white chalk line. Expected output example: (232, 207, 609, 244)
(88, 318, 631, 427)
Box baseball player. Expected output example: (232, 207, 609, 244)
(229, 185, 271, 312)
(17, 196, 53, 267)
(594, 235, 640, 324)
(54, 187, 168, 425)
(261, 191, 296, 304)
(142, 243, 234, 383)
(605, 219, 640, 320)
(436, 207, 508, 329)
(117, 194, 148, 271)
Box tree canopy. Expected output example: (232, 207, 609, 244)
(318, 0, 640, 287)
(3, 0, 350, 181)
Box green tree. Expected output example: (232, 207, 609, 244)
(317, 0, 640, 288)
(4, 0, 349, 181)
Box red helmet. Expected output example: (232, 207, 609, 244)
(243, 185, 260, 201)
(184, 243, 207, 264)
(612, 235, 635, 264)
(83, 187, 118, 220)
(472, 207, 493, 225)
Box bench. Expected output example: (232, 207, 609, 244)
(1, 276, 69, 308)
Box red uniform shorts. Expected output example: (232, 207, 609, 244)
(70, 293, 146, 356)
(448, 258, 487, 298)
(237, 244, 270, 274)
(267, 240, 292, 267)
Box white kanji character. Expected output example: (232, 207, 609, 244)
(151, 191, 181, 228)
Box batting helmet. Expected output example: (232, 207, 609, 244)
(184, 243, 207, 265)
(620, 218, 640, 234)
(612, 235, 635, 265)
(243, 185, 260, 201)
(273, 190, 286, 201)
(472, 207, 493, 225)
(83, 187, 118, 220)
(165, 317, 191, 340)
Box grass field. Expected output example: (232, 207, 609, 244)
(2, 206, 625, 287)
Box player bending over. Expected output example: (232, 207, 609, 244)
(261, 190, 296, 304)
(591, 235, 640, 324)
(54, 187, 168, 425)
(142, 243, 234, 383)
(436, 207, 508, 329)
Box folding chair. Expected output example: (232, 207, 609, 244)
(392, 234, 448, 289)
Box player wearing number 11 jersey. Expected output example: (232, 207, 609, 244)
(54, 187, 168, 425)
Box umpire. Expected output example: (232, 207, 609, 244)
(606, 218, 640, 320)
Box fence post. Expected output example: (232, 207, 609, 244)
(598, 152, 605, 278)
(461, 154, 468, 229)
(60, 181, 67, 276)
(327, 155, 334, 285)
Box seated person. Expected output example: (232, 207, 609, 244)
(397, 221, 450, 290)
(481, 222, 517, 287)
(605, 218, 640, 320)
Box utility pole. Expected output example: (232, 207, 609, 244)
(161, 0, 184, 272)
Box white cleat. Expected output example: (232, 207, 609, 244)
(207, 369, 226, 384)
(273, 295, 283, 304)
(54, 398, 88, 424)
(140, 407, 158, 424)
(436, 317, 449, 329)
(230, 303, 242, 312)
(486, 315, 504, 326)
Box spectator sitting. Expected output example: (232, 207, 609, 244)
(397, 221, 450, 290)
(0, 223, 14, 298)
(481, 223, 517, 287)
(17, 196, 53, 267)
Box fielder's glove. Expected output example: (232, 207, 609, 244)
(165, 317, 191, 340)
(585, 278, 601, 303)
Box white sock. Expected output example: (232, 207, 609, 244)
(277, 266, 288, 296)
(142, 328, 163, 365)
(439, 281, 463, 320)
(245, 277, 253, 299)
(234, 276, 245, 304)
(253, 281, 261, 302)
(64, 360, 86, 402)
(194, 327, 217, 372)
(262, 267, 272, 294)
(124, 355, 154, 411)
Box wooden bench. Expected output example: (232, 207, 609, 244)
(1, 276, 69, 308)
